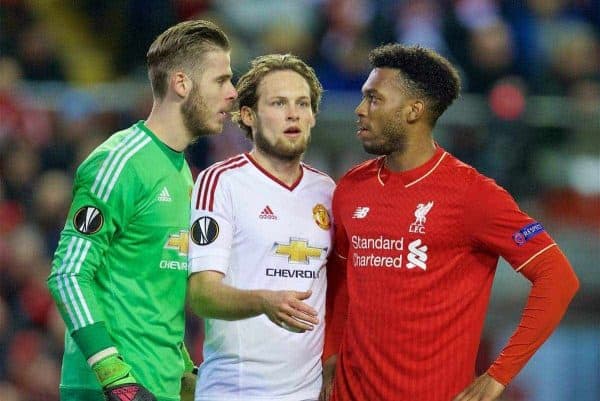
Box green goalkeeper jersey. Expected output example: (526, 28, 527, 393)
(48, 121, 193, 401)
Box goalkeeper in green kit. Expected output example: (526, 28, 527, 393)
(47, 20, 237, 401)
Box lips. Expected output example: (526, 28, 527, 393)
(284, 127, 301, 134)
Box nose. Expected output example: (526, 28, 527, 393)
(355, 98, 367, 117)
(286, 104, 300, 121)
(226, 81, 237, 100)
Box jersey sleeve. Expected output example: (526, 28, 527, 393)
(487, 246, 578, 384)
(47, 150, 140, 358)
(465, 175, 556, 271)
(188, 168, 234, 276)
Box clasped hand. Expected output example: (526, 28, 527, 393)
(261, 289, 319, 332)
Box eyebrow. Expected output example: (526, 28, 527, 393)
(362, 88, 380, 96)
(268, 95, 311, 101)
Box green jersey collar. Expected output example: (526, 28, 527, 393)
(136, 121, 186, 170)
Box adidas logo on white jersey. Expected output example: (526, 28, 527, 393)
(352, 206, 370, 219)
(158, 187, 172, 202)
(259, 205, 278, 220)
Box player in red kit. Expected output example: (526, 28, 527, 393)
(320, 44, 579, 401)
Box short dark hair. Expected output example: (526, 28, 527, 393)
(232, 53, 323, 139)
(369, 44, 461, 123)
(147, 19, 230, 99)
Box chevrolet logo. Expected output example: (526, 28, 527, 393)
(165, 230, 189, 255)
(273, 239, 327, 264)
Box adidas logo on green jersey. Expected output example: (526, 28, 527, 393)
(158, 187, 172, 202)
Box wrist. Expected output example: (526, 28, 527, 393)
(255, 289, 270, 315)
(92, 354, 136, 388)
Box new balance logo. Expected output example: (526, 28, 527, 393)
(352, 207, 370, 219)
(259, 205, 278, 220)
(158, 187, 172, 202)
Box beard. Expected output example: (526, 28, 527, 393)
(181, 86, 219, 141)
(361, 112, 407, 156)
(254, 123, 310, 162)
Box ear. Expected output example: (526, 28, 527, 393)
(240, 106, 255, 128)
(407, 100, 425, 123)
(172, 71, 191, 99)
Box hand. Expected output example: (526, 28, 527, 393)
(452, 373, 505, 401)
(319, 355, 337, 401)
(104, 383, 157, 401)
(92, 353, 157, 401)
(260, 289, 319, 332)
(180, 371, 197, 401)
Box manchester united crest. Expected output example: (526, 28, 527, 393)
(312, 204, 331, 230)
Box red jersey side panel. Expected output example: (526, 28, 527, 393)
(330, 147, 555, 401)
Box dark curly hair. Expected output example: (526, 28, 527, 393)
(369, 44, 461, 124)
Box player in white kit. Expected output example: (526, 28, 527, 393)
(188, 54, 334, 401)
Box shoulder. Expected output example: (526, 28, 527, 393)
(443, 153, 515, 208)
(196, 154, 250, 183)
(437, 151, 499, 191)
(76, 126, 149, 185)
(193, 154, 249, 209)
(302, 162, 336, 188)
(337, 158, 380, 186)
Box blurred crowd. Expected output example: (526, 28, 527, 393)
(0, 1, 598, 400)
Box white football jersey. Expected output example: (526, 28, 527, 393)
(189, 153, 335, 401)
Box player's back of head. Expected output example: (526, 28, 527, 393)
(146, 19, 230, 99)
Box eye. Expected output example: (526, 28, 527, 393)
(272, 99, 284, 106)
(299, 100, 310, 108)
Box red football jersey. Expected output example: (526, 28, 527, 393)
(329, 146, 556, 401)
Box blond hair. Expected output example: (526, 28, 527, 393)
(232, 54, 323, 139)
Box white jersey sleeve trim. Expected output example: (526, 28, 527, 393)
(189, 255, 230, 275)
(87, 346, 119, 367)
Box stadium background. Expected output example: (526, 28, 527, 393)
(0, 1, 598, 400)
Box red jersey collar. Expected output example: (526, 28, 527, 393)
(377, 146, 447, 187)
(244, 152, 304, 191)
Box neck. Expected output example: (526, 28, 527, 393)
(144, 102, 191, 152)
(250, 149, 302, 186)
(384, 134, 436, 172)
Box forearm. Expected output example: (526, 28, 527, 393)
(487, 246, 579, 384)
(188, 275, 266, 320)
(323, 253, 348, 360)
(48, 234, 108, 357)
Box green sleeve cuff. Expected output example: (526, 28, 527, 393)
(71, 322, 116, 360)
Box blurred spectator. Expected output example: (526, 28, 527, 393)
(16, 22, 66, 81)
(1, 140, 41, 209)
(314, 0, 375, 90)
(392, 0, 449, 54)
(544, 24, 600, 95)
(40, 89, 102, 173)
(463, 20, 517, 93)
(0, 57, 54, 149)
(32, 171, 72, 257)
(503, 0, 599, 94)
(0, 381, 23, 401)
(115, 0, 177, 75)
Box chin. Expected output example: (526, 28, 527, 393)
(362, 144, 385, 155)
(205, 122, 224, 136)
